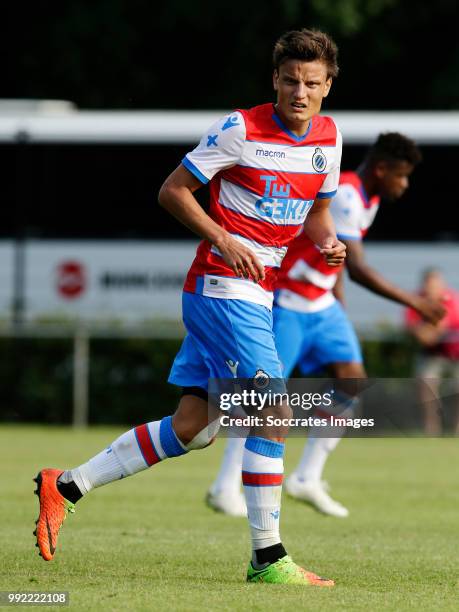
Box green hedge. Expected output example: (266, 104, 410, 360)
(0, 335, 419, 425)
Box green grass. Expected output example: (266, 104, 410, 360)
(0, 426, 458, 611)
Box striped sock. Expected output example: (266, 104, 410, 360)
(242, 436, 284, 552)
(68, 416, 187, 494)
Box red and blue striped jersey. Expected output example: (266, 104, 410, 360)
(182, 103, 342, 309)
(276, 171, 380, 312)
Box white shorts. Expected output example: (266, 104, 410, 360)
(415, 354, 459, 382)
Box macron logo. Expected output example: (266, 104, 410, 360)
(256, 148, 286, 159)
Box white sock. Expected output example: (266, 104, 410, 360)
(242, 437, 284, 551)
(67, 416, 187, 494)
(295, 436, 341, 483)
(210, 437, 245, 495)
(295, 392, 359, 483)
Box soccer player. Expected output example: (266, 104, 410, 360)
(33, 29, 346, 585)
(208, 133, 446, 518)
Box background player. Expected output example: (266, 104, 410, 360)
(405, 267, 459, 435)
(33, 29, 346, 585)
(208, 133, 445, 518)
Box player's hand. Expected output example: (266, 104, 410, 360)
(214, 234, 265, 282)
(413, 296, 446, 325)
(319, 238, 346, 267)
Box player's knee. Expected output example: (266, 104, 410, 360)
(171, 416, 202, 446)
(333, 361, 367, 379)
(172, 388, 212, 446)
(185, 423, 220, 450)
(269, 400, 292, 420)
(172, 412, 221, 449)
(257, 400, 291, 440)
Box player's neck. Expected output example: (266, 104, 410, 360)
(357, 165, 378, 199)
(273, 104, 311, 137)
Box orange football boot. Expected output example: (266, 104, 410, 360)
(33, 469, 75, 561)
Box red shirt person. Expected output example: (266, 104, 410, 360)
(405, 268, 459, 434)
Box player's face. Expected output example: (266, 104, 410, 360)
(376, 160, 414, 200)
(273, 59, 332, 136)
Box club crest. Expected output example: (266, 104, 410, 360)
(312, 147, 327, 173)
(253, 369, 270, 389)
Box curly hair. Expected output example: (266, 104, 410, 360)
(367, 133, 422, 166)
(273, 29, 339, 79)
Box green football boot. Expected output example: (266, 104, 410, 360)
(247, 555, 334, 586)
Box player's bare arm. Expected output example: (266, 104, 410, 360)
(344, 238, 445, 324)
(332, 269, 346, 305)
(159, 165, 265, 282)
(303, 197, 346, 266)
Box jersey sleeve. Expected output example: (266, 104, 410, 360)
(316, 129, 342, 199)
(181, 112, 246, 184)
(330, 184, 363, 241)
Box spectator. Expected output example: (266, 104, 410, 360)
(405, 268, 459, 435)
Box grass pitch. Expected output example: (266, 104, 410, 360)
(0, 426, 458, 611)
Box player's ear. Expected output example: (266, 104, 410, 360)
(374, 161, 388, 179)
(273, 70, 279, 91)
(323, 77, 332, 98)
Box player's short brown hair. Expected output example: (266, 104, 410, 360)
(367, 133, 422, 167)
(273, 29, 339, 79)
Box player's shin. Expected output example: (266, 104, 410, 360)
(58, 415, 221, 503)
(58, 416, 190, 501)
(242, 436, 287, 568)
(210, 436, 245, 495)
(295, 391, 359, 482)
